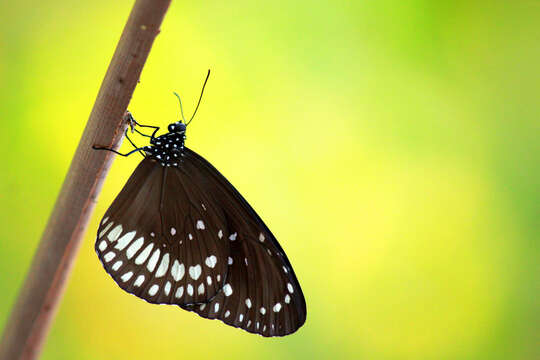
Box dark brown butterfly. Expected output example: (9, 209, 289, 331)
(93, 71, 306, 337)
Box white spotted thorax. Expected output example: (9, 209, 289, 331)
(95, 109, 306, 337)
(143, 121, 187, 167)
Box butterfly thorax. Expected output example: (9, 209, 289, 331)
(143, 132, 186, 167)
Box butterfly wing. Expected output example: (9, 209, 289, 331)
(179, 148, 307, 337)
(96, 157, 230, 305)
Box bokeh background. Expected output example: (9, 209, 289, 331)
(1, 1, 538, 359)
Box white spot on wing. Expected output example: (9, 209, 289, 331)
(285, 294, 291, 303)
(150, 232, 155, 237)
(198, 283, 205, 295)
(260, 307, 266, 315)
(244, 258, 248, 266)
(218, 230, 223, 239)
(189, 265, 202, 280)
(101, 216, 109, 225)
(187, 284, 194, 296)
(164, 281, 171, 296)
(245, 298, 252, 308)
(188, 233, 193, 240)
(283, 266, 288, 273)
(103, 251, 115, 262)
(147, 249, 161, 272)
(229, 232, 237, 241)
(223, 284, 233, 296)
(214, 303, 220, 312)
(112, 261, 123, 271)
(155, 253, 170, 277)
(259, 233, 265, 242)
(134, 275, 145, 287)
(148, 284, 159, 296)
(287, 283, 294, 293)
(115, 231, 136, 250)
(107, 225, 123, 242)
(121, 271, 133, 282)
(126, 237, 144, 259)
(171, 260, 185, 281)
(205, 255, 217, 268)
(135, 242, 153, 264)
(99, 222, 113, 238)
(170, 227, 176, 235)
(175, 286, 184, 298)
(224, 310, 230, 318)
(239, 314, 244, 322)
(228, 257, 233, 265)
(273, 303, 282, 312)
(207, 276, 212, 285)
(196, 220, 205, 230)
(98, 240, 107, 251)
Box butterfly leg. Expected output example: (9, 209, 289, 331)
(92, 145, 147, 157)
(127, 113, 160, 139)
(124, 128, 146, 157)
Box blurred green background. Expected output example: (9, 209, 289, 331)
(1, 0, 538, 359)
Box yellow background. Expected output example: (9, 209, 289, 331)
(1, 1, 538, 359)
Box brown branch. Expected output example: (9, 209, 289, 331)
(0, 1, 171, 359)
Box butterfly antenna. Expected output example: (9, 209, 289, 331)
(173, 92, 188, 123)
(186, 69, 211, 126)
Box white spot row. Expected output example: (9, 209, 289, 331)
(100, 227, 227, 301)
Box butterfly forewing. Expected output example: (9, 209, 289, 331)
(96, 157, 230, 305)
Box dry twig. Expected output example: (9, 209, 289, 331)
(0, 1, 171, 358)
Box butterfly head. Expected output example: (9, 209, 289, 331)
(168, 122, 186, 134)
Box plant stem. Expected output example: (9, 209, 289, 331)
(0, 1, 171, 359)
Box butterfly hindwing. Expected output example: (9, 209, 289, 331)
(179, 148, 307, 336)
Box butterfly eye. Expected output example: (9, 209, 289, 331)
(167, 122, 186, 133)
(176, 123, 186, 132)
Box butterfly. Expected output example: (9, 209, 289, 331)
(93, 71, 306, 337)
